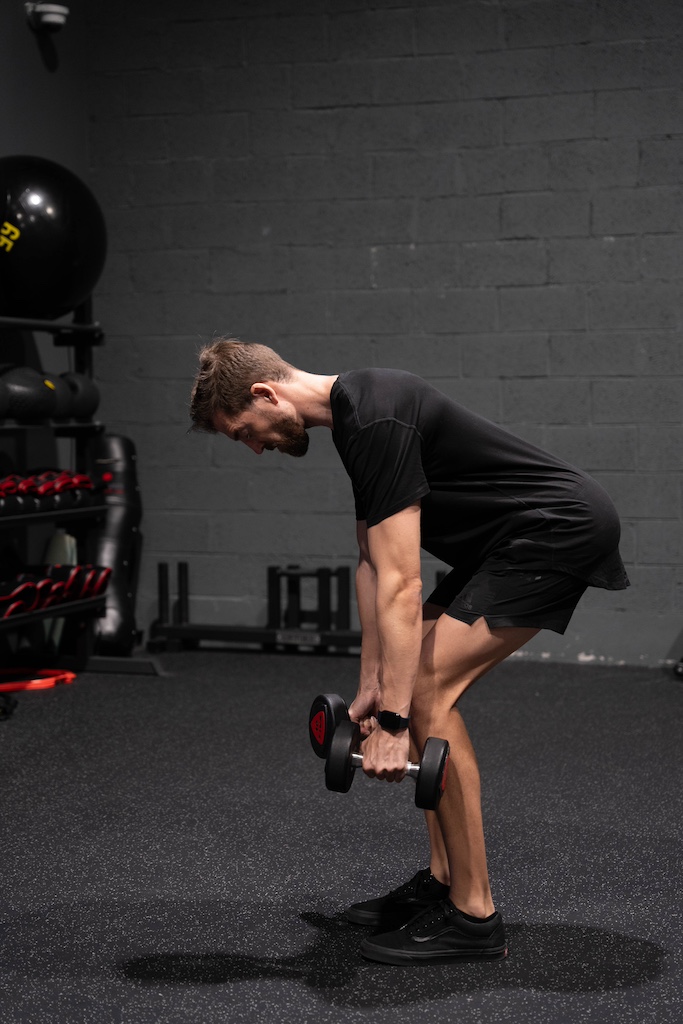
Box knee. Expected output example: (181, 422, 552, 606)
(409, 691, 446, 741)
(410, 680, 469, 742)
(413, 667, 473, 716)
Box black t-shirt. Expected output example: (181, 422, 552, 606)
(331, 369, 629, 590)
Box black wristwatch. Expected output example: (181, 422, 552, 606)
(377, 710, 411, 732)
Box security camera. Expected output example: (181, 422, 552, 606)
(25, 3, 69, 33)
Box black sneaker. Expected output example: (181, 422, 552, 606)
(360, 899, 508, 964)
(345, 869, 450, 929)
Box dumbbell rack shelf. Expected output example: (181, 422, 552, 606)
(0, 315, 104, 336)
(0, 503, 109, 664)
(0, 314, 104, 374)
(0, 595, 106, 635)
(0, 505, 108, 528)
(0, 307, 108, 671)
(0, 423, 104, 433)
(0, 422, 105, 474)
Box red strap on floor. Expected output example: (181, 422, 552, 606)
(0, 668, 77, 692)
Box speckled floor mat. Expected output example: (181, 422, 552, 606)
(1, 652, 680, 1023)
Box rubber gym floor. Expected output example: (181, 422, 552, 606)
(0, 649, 681, 1024)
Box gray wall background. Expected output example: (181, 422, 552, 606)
(6, 0, 683, 666)
(0, 2, 87, 175)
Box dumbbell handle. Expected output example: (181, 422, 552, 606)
(350, 751, 420, 780)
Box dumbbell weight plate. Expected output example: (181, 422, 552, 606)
(308, 692, 349, 759)
(325, 718, 360, 794)
(414, 737, 450, 810)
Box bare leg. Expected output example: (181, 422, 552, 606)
(414, 602, 450, 885)
(411, 614, 539, 918)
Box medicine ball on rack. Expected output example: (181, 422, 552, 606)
(42, 371, 73, 421)
(61, 372, 99, 420)
(0, 366, 56, 421)
(0, 155, 107, 320)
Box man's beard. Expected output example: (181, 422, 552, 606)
(275, 417, 310, 457)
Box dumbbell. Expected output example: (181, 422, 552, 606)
(308, 692, 350, 759)
(309, 692, 450, 811)
(325, 720, 449, 810)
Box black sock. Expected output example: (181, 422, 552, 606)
(450, 902, 497, 924)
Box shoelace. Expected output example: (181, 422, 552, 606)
(387, 870, 431, 900)
(406, 901, 450, 936)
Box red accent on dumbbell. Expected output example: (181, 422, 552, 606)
(440, 756, 449, 793)
(311, 710, 326, 747)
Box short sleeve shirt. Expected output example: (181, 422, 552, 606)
(330, 369, 629, 591)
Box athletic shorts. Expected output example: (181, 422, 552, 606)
(425, 563, 588, 635)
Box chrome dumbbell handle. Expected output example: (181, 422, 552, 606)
(325, 717, 449, 809)
(350, 751, 419, 780)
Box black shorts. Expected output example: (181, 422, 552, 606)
(425, 563, 588, 635)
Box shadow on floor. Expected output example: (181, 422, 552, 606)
(1, 899, 667, 1008)
(118, 911, 667, 1005)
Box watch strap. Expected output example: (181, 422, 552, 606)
(377, 710, 411, 732)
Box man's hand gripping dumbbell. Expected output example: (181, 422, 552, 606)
(308, 693, 449, 811)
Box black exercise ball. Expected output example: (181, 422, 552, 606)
(0, 155, 107, 320)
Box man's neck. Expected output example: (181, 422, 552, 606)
(284, 370, 338, 429)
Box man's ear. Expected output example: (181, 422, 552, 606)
(250, 382, 278, 404)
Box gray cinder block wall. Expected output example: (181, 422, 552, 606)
(1, 3, 88, 175)
(86, 0, 683, 667)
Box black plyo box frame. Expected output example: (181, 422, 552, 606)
(148, 562, 361, 653)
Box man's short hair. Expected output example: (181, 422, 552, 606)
(189, 337, 294, 433)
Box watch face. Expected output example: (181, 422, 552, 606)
(378, 711, 410, 730)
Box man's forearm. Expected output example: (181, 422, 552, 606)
(357, 505, 423, 714)
(356, 556, 382, 693)
(374, 574, 423, 715)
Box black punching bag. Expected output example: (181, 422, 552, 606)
(91, 435, 143, 657)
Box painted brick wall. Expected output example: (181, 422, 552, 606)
(85, 0, 683, 666)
